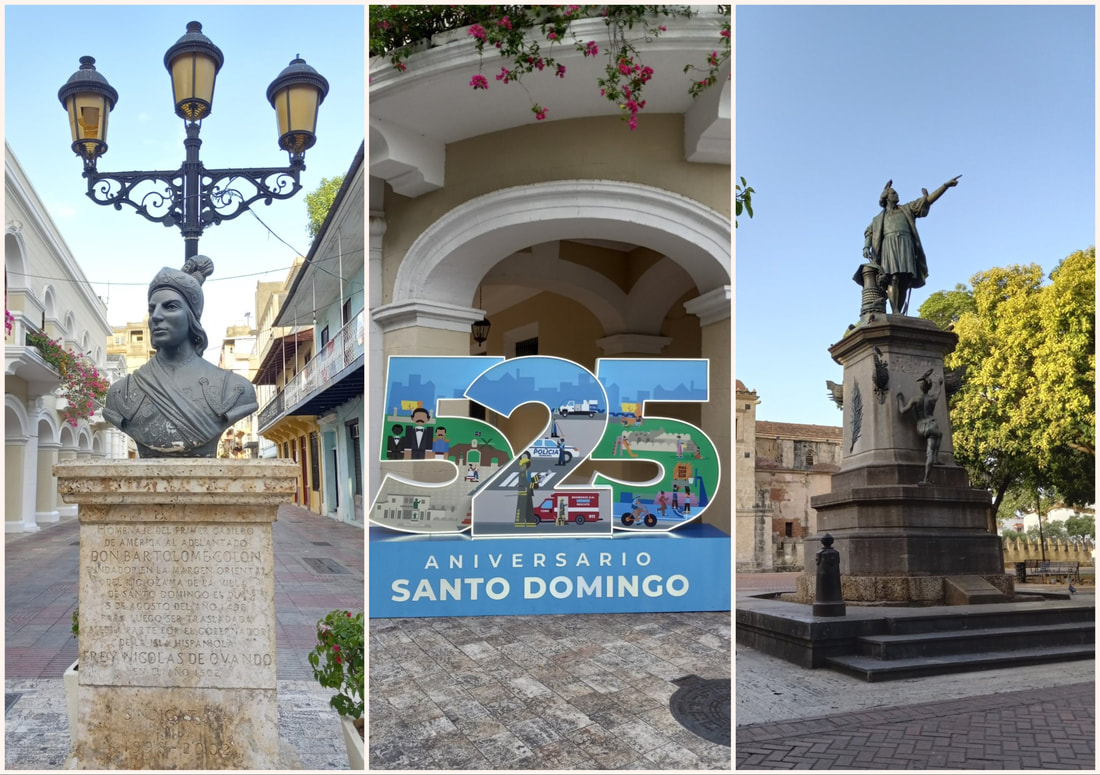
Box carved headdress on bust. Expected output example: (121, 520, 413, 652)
(104, 255, 257, 457)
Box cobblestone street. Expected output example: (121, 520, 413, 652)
(5, 505, 364, 770)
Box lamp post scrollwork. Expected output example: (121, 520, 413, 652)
(58, 21, 329, 260)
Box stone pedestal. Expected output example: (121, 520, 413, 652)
(803, 316, 1011, 605)
(55, 458, 296, 770)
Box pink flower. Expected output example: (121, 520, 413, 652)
(533, 105, 548, 120)
(496, 67, 513, 82)
(721, 28, 731, 39)
(468, 24, 487, 42)
(396, 62, 407, 72)
(497, 16, 512, 30)
(548, 31, 558, 40)
(470, 74, 489, 90)
(584, 41, 598, 57)
(629, 115, 638, 130)
(659, 25, 667, 32)
(555, 64, 566, 78)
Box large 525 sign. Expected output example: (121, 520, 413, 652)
(369, 356, 719, 538)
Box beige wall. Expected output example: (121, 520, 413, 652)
(380, 114, 730, 304)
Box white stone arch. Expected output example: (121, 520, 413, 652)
(483, 247, 696, 336)
(5, 395, 30, 442)
(4, 227, 29, 290)
(77, 425, 93, 453)
(59, 423, 78, 451)
(35, 411, 60, 447)
(80, 332, 91, 354)
(42, 284, 58, 322)
(92, 432, 104, 456)
(392, 180, 730, 312)
(64, 311, 76, 338)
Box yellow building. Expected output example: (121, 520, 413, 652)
(369, 10, 731, 533)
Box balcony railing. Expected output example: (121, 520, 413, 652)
(257, 309, 364, 431)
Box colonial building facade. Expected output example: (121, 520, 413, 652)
(255, 143, 365, 525)
(370, 11, 732, 532)
(5, 143, 127, 532)
(736, 380, 843, 571)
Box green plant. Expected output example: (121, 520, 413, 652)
(308, 610, 364, 719)
(26, 331, 110, 427)
(72, 608, 79, 639)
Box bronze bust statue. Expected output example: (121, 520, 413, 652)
(104, 256, 258, 457)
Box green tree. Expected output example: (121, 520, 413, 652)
(919, 248, 1096, 520)
(1064, 513, 1095, 539)
(305, 176, 344, 240)
(918, 283, 975, 330)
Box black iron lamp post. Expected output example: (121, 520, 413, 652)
(58, 21, 329, 260)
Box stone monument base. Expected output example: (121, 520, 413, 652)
(55, 458, 297, 771)
(795, 572, 1014, 606)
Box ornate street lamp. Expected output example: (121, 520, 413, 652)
(59, 21, 329, 260)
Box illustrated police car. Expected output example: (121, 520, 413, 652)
(527, 438, 580, 464)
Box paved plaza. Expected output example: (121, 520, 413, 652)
(5, 504, 364, 770)
(737, 572, 1096, 770)
(369, 611, 732, 770)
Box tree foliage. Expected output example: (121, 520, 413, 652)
(919, 248, 1095, 519)
(735, 176, 754, 228)
(1064, 513, 1095, 539)
(306, 176, 344, 241)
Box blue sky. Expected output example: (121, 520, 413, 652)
(5, 5, 364, 360)
(735, 4, 1095, 426)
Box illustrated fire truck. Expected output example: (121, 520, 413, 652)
(533, 491, 603, 525)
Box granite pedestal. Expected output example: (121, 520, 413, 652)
(54, 458, 296, 770)
(801, 315, 1011, 605)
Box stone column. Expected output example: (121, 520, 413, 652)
(55, 458, 296, 770)
(685, 286, 731, 536)
(35, 440, 61, 523)
(5, 441, 27, 532)
(20, 405, 40, 532)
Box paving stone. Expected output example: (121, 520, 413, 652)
(6, 506, 363, 771)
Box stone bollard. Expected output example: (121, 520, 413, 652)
(812, 533, 846, 616)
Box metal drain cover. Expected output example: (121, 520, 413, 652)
(669, 674, 731, 747)
(302, 557, 348, 574)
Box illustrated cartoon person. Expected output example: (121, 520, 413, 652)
(672, 484, 680, 512)
(432, 426, 450, 458)
(557, 498, 568, 526)
(386, 424, 404, 460)
(514, 452, 539, 527)
(683, 485, 692, 514)
(401, 407, 434, 459)
(556, 436, 567, 466)
(656, 490, 668, 517)
(676, 434, 684, 459)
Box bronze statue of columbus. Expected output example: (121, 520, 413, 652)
(104, 256, 258, 457)
(864, 175, 961, 314)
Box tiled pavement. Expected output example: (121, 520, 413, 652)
(737, 572, 1096, 771)
(737, 681, 1095, 770)
(369, 611, 732, 770)
(5, 504, 364, 770)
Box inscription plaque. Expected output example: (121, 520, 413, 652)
(80, 523, 275, 688)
